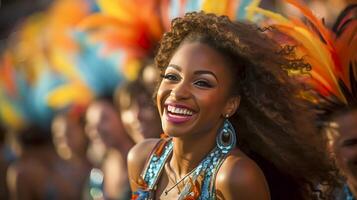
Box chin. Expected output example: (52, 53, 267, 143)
(162, 124, 188, 138)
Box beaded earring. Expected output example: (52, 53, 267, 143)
(216, 118, 237, 153)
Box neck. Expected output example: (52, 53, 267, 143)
(169, 122, 222, 178)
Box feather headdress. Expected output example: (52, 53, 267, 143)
(247, 0, 357, 119)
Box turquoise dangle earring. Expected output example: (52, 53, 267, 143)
(216, 115, 237, 153)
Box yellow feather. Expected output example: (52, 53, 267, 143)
(50, 49, 81, 80)
(0, 96, 24, 129)
(278, 25, 346, 103)
(202, 0, 229, 15)
(245, 0, 261, 21)
(97, 0, 134, 23)
(123, 59, 142, 81)
(249, 4, 347, 103)
(246, 2, 289, 23)
(47, 82, 93, 108)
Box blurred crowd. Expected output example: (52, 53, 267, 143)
(0, 0, 356, 200)
(0, 63, 163, 200)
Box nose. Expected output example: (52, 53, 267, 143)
(171, 81, 191, 100)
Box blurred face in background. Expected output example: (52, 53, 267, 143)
(327, 109, 357, 188)
(118, 64, 163, 143)
(85, 100, 125, 148)
(52, 114, 88, 160)
(120, 90, 162, 143)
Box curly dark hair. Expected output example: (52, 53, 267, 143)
(154, 11, 339, 200)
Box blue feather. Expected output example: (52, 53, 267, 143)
(237, 0, 252, 20)
(73, 31, 123, 96)
(184, 0, 202, 13)
(169, 0, 181, 21)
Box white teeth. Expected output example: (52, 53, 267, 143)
(166, 105, 193, 115)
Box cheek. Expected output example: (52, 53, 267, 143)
(336, 147, 357, 167)
(156, 81, 169, 115)
(195, 90, 227, 111)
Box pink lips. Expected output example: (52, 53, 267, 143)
(166, 112, 193, 124)
(164, 103, 195, 124)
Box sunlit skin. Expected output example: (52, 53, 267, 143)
(328, 109, 357, 196)
(128, 42, 270, 200)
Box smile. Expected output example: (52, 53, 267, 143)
(167, 105, 194, 115)
(165, 104, 196, 124)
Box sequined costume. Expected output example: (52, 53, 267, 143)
(132, 129, 235, 200)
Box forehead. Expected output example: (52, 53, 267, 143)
(168, 42, 232, 75)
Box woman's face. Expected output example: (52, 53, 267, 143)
(52, 115, 88, 159)
(156, 42, 238, 138)
(328, 109, 357, 187)
(121, 92, 162, 143)
(85, 101, 124, 148)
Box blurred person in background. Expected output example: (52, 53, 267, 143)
(0, 123, 9, 200)
(7, 125, 84, 199)
(85, 96, 134, 200)
(117, 65, 162, 144)
(325, 108, 357, 199)
(0, 123, 16, 200)
(51, 111, 92, 193)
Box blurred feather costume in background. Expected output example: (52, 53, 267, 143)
(0, 0, 253, 131)
(77, 0, 253, 81)
(0, 0, 124, 130)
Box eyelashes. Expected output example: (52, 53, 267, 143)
(161, 73, 181, 81)
(193, 80, 213, 88)
(161, 73, 214, 88)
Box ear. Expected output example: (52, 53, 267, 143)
(223, 96, 240, 117)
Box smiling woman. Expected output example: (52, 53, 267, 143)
(127, 11, 338, 200)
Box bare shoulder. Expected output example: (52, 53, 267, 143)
(127, 138, 160, 191)
(215, 149, 270, 200)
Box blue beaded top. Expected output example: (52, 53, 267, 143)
(132, 136, 234, 200)
(142, 139, 174, 189)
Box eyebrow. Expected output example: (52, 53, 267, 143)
(167, 64, 181, 72)
(167, 64, 218, 81)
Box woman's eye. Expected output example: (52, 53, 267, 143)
(162, 74, 180, 81)
(342, 138, 357, 147)
(194, 80, 213, 88)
